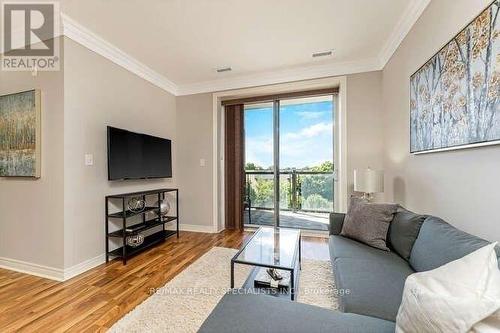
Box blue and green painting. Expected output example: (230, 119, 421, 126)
(0, 90, 38, 177)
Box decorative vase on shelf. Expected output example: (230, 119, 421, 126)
(154, 199, 171, 218)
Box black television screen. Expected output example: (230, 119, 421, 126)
(107, 126, 172, 180)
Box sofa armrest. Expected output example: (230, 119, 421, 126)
(199, 293, 396, 333)
(329, 213, 346, 235)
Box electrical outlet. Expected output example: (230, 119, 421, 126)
(85, 154, 94, 166)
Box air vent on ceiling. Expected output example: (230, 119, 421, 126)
(216, 66, 232, 73)
(312, 50, 333, 58)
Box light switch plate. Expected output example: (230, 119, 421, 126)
(85, 154, 94, 166)
(200, 158, 206, 167)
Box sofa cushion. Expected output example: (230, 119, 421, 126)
(340, 197, 398, 251)
(409, 216, 500, 272)
(329, 213, 346, 235)
(396, 242, 500, 333)
(199, 292, 396, 333)
(388, 208, 426, 260)
(332, 258, 413, 322)
(329, 235, 408, 266)
(329, 235, 414, 322)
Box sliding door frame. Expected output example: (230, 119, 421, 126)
(273, 100, 280, 226)
(242, 91, 336, 228)
(213, 77, 348, 233)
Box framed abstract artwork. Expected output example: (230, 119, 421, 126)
(410, 0, 500, 154)
(0, 90, 41, 177)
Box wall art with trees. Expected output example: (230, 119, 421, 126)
(0, 90, 41, 177)
(410, 1, 499, 153)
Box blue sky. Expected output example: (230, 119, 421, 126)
(245, 99, 333, 169)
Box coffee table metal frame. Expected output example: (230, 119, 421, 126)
(230, 227, 302, 301)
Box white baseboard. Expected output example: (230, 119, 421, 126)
(244, 226, 328, 238)
(0, 225, 221, 282)
(167, 223, 218, 233)
(0, 254, 106, 282)
(63, 254, 106, 281)
(301, 230, 329, 238)
(0, 257, 64, 281)
(180, 223, 219, 233)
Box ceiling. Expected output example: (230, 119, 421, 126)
(59, 0, 430, 95)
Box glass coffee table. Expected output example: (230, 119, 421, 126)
(231, 227, 301, 300)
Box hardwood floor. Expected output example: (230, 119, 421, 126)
(0, 230, 328, 332)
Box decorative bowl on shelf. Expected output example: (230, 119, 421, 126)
(127, 197, 146, 213)
(126, 233, 145, 247)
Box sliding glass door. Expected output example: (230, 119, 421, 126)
(279, 96, 334, 230)
(243, 102, 276, 226)
(244, 94, 335, 231)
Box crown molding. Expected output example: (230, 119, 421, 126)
(176, 58, 379, 95)
(59, 14, 380, 96)
(61, 13, 178, 95)
(59, 0, 428, 97)
(377, 0, 431, 68)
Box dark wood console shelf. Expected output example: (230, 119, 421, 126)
(108, 230, 176, 259)
(107, 206, 159, 219)
(105, 188, 179, 264)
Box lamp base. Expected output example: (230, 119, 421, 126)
(362, 192, 374, 202)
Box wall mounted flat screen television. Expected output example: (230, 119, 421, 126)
(107, 126, 172, 180)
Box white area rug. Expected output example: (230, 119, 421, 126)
(110, 247, 338, 333)
(297, 257, 339, 310)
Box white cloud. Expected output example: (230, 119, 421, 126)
(301, 122, 332, 137)
(295, 111, 326, 120)
(284, 122, 332, 140)
(245, 122, 333, 169)
(245, 136, 273, 167)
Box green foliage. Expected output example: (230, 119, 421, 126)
(247, 177, 273, 208)
(280, 178, 291, 209)
(245, 162, 263, 171)
(246, 161, 334, 212)
(300, 174, 333, 204)
(302, 194, 331, 211)
(311, 161, 333, 172)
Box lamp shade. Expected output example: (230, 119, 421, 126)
(354, 168, 384, 193)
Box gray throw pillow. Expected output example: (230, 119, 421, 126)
(340, 197, 398, 251)
(388, 208, 426, 260)
(409, 216, 500, 272)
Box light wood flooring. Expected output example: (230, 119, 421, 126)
(0, 230, 328, 332)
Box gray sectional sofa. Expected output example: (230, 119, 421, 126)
(330, 211, 500, 323)
(199, 208, 500, 333)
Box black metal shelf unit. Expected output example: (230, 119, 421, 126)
(105, 188, 179, 264)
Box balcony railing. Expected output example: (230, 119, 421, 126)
(245, 170, 334, 214)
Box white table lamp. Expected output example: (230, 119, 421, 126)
(354, 168, 384, 201)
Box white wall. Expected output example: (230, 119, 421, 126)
(382, 0, 499, 241)
(5, 0, 495, 276)
(0, 38, 65, 270)
(347, 71, 385, 201)
(175, 72, 386, 229)
(176, 94, 214, 231)
(0, 37, 177, 276)
(63, 37, 177, 268)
